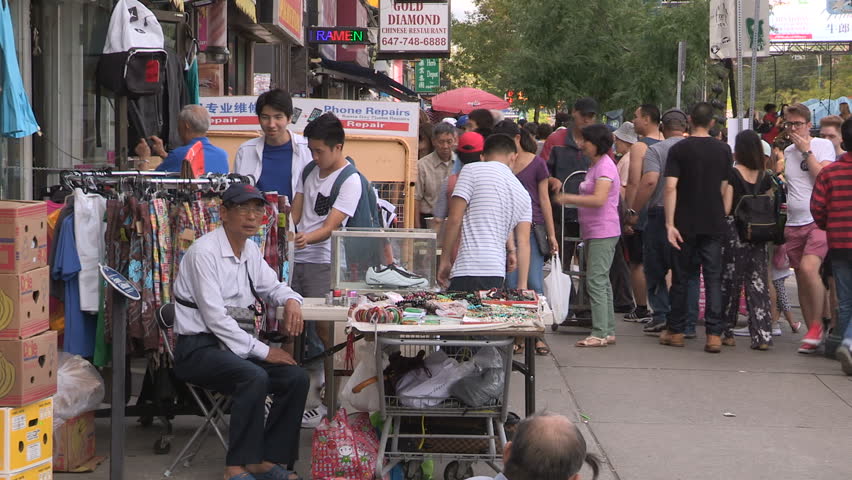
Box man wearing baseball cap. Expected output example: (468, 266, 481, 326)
(172, 182, 308, 480)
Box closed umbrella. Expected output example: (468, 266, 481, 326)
(0, 0, 39, 138)
(430, 87, 509, 115)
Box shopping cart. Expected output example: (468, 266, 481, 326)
(552, 170, 592, 330)
(373, 335, 515, 480)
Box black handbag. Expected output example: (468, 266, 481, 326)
(532, 224, 550, 256)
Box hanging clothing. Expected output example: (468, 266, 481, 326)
(52, 214, 96, 357)
(0, 0, 38, 138)
(73, 189, 107, 313)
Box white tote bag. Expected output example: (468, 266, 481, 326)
(543, 252, 572, 326)
(103, 0, 164, 54)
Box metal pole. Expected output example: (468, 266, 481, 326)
(676, 41, 686, 110)
(748, 0, 761, 129)
(736, 0, 745, 133)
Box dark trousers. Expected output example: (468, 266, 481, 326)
(610, 237, 635, 310)
(448, 276, 504, 291)
(174, 334, 309, 467)
(292, 263, 332, 361)
(644, 209, 700, 326)
(667, 234, 724, 335)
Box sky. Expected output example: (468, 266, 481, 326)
(452, 0, 477, 20)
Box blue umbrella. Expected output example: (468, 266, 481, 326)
(0, 0, 39, 138)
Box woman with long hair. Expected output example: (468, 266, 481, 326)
(721, 130, 775, 350)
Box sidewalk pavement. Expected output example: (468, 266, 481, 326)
(58, 305, 851, 480)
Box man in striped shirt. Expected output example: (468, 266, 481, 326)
(438, 134, 533, 292)
(811, 117, 852, 375)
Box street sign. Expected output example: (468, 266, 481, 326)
(415, 58, 440, 93)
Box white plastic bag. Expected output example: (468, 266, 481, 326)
(543, 252, 572, 325)
(340, 340, 388, 413)
(54, 353, 105, 429)
(395, 351, 474, 408)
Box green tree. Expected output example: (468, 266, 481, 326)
(446, 0, 716, 113)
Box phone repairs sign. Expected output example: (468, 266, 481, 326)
(201, 97, 420, 137)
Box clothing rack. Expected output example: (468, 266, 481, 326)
(50, 171, 254, 480)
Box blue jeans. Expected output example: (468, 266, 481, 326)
(832, 257, 852, 348)
(643, 209, 699, 327)
(506, 230, 546, 294)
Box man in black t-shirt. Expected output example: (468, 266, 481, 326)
(661, 102, 732, 353)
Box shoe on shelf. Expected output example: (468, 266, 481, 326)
(732, 327, 750, 337)
(659, 330, 685, 347)
(624, 307, 652, 323)
(705, 335, 722, 353)
(643, 319, 667, 335)
(722, 336, 736, 347)
(801, 324, 824, 346)
(301, 404, 327, 429)
(365, 264, 429, 288)
(836, 347, 852, 375)
(797, 342, 819, 354)
(771, 323, 783, 336)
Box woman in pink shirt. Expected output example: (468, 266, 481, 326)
(555, 124, 622, 347)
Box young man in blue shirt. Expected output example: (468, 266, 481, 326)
(234, 89, 312, 201)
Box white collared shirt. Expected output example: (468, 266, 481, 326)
(173, 227, 303, 360)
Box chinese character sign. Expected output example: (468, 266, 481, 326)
(415, 58, 440, 93)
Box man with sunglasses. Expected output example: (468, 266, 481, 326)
(782, 103, 837, 354)
(173, 183, 308, 480)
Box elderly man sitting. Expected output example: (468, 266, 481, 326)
(135, 104, 230, 173)
(468, 413, 600, 480)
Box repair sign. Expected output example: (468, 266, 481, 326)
(202, 97, 420, 138)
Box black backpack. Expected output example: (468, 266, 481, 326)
(733, 170, 783, 244)
(96, 0, 167, 97)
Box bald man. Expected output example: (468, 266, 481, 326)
(468, 413, 601, 480)
(135, 104, 230, 174)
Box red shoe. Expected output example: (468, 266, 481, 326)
(797, 342, 819, 354)
(801, 324, 824, 346)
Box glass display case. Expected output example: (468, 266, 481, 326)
(331, 228, 438, 292)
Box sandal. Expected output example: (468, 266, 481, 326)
(535, 340, 550, 355)
(575, 336, 608, 347)
(606, 336, 616, 345)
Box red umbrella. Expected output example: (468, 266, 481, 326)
(430, 87, 509, 115)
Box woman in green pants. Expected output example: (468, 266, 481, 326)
(555, 124, 622, 347)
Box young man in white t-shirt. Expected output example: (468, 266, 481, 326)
(291, 113, 362, 361)
(438, 133, 532, 291)
(782, 103, 836, 353)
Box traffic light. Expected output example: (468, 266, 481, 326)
(506, 90, 515, 104)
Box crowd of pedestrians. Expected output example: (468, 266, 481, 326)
(423, 99, 852, 375)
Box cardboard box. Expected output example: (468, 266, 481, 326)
(0, 202, 47, 275)
(0, 398, 52, 473)
(0, 331, 57, 407)
(0, 461, 51, 480)
(52, 412, 94, 473)
(0, 269, 48, 340)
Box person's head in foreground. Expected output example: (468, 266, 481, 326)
(457, 131, 485, 165)
(471, 413, 600, 480)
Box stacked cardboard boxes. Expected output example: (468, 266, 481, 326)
(0, 202, 56, 477)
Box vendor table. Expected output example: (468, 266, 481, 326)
(279, 300, 548, 420)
